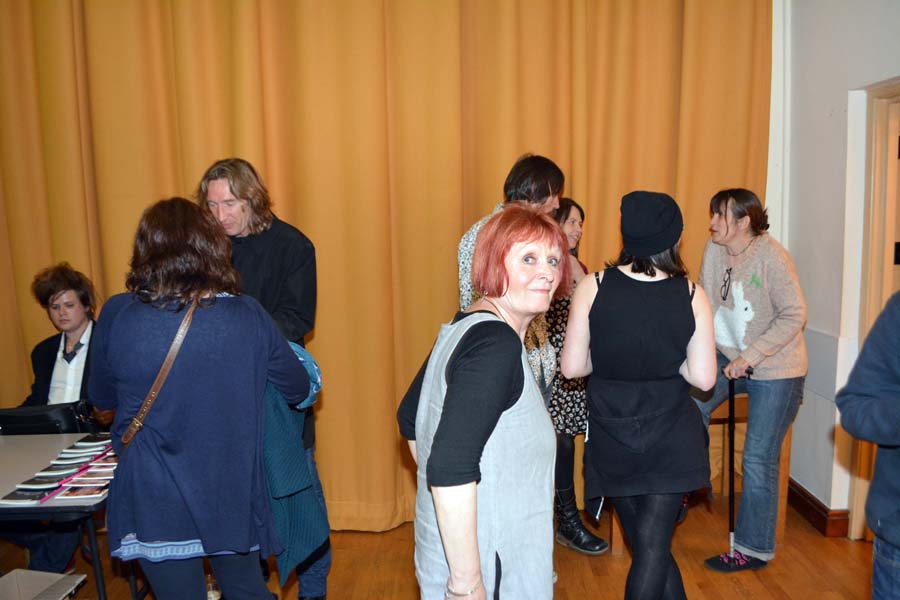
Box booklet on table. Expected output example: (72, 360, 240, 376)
(74, 433, 112, 447)
(0, 488, 56, 505)
(56, 485, 108, 501)
(16, 476, 66, 490)
(35, 465, 80, 477)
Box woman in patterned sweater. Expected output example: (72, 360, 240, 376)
(694, 188, 808, 573)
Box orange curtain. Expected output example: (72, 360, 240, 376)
(0, 0, 771, 531)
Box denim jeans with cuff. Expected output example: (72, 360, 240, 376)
(694, 352, 804, 562)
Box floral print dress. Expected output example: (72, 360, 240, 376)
(545, 293, 587, 435)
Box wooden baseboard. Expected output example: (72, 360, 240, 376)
(788, 479, 849, 537)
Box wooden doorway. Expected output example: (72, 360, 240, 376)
(850, 81, 900, 539)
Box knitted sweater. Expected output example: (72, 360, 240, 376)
(699, 234, 808, 380)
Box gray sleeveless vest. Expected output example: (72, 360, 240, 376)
(414, 312, 555, 599)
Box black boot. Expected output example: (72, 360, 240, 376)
(554, 486, 609, 555)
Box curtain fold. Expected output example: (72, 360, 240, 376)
(0, 0, 771, 531)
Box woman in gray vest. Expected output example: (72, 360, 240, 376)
(398, 204, 571, 599)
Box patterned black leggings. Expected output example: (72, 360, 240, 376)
(611, 493, 687, 600)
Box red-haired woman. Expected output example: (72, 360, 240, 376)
(398, 204, 570, 600)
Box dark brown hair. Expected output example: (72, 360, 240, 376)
(503, 154, 565, 205)
(555, 197, 585, 257)
(554, 197, 584, 226)
(31, 263, 97, 316)
(607, 245, 688, 279)
(196, 158, 274, 235)
(126, 197, 240, 309)
(709, 188, 769, 236)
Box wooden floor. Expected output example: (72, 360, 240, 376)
(1, 496, 871, 599)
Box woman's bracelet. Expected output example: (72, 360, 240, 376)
(445, 577, 482, 598)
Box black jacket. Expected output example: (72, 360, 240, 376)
(230, 216, 317, 345)
(231, 216, 318, 447)
(23, 329, 92, 407)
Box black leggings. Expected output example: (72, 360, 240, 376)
(138, 551, 272, 600)
(611, 493, 686, 600)
(555, 433, 576, 490)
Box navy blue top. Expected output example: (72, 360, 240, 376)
(89, 293, 310, 558)
(836, 291, 900, 548)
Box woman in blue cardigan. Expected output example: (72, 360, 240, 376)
(90, 197, 310, 599)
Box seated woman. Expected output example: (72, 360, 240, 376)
(2, 263, 102, 573)
(24, 263, 97, 410)
(89, 198, 310, 599)
(398, 204, 571, 599)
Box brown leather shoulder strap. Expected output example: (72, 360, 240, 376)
(121, 298, 198, 451)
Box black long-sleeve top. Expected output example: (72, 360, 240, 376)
(230, 216, 317, 344)
(397, 312, 525, 487)
(231, 215, 318, 447)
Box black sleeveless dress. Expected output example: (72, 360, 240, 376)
(584, 268, 709, 502)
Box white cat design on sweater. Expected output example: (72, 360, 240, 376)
(714, 281, 754, 350)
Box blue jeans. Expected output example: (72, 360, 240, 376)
(297, 447, 331, 597)
(694, 352, 804, 561)
(873, 536, 900, 599)
(1, 520, 82, 572)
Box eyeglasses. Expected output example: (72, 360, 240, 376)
(721, 267, 733, 301)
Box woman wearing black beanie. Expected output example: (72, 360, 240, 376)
(561, 191, 717, 599)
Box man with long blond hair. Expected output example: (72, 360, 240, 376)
(197, 158, 329, 600)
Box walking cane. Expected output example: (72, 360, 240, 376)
(727, 366, 753, 561)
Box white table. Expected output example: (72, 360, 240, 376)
(0, 433, 111, 599)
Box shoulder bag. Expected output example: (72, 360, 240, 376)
(120, 299, 198, 453)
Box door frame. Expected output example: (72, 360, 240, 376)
(848, 80, 900, 539)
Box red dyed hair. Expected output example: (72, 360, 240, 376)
(472, 203, 572, 299)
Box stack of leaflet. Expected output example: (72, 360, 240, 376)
(0, 433, 117, 505)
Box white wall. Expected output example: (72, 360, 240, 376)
(783, 0, 900, 508)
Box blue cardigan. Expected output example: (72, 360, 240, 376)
(90, 293, 310, 559)
(836, 291, 900, 548)
(264, 342, 327, 584)
(264, 373, 328, 584)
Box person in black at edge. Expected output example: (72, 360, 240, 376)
(197, 158, 328, 600)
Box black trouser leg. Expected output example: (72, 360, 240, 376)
(554, 433, 576, 490)
(138, 552, 272, 600)
(137, 557, 205, 600)
(210, 552, 273, 599)
(611, 493, 687, 600)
